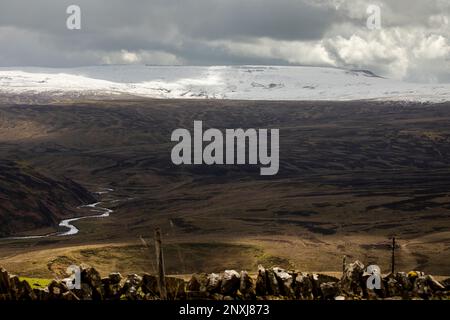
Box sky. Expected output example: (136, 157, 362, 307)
(0, 0, 449, 83)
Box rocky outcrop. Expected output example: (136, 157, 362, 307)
(340, 260, 365, 296)
(320, 282, 340, 300)
(295, 273, 315, 300)
(220, 270, 240, 296)
(0, 262, 449, 300)
(0, 268, 36, 300)
(239, 271, 255, 299)
(102, 272, 122, 299)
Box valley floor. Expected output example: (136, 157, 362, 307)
(0, 98, 449, 277)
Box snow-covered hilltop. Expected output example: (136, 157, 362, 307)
(0, 65, 449, 102)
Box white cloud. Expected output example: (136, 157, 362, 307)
(325, 30, 411, 79)
(207, 26, 449, 82)
(413, 35, 450, 60)
(100, 50, 183, 65)
(428, 14, 449, 29)
(209, 38, 336, 66)
(322, 28, 449, 82)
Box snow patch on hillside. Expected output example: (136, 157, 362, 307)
(0, 65, 448, 102)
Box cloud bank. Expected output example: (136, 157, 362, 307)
(0, 0, 448, 82)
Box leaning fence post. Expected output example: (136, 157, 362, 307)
(154, 227, 167, 299)
(391, 237, 396, 274)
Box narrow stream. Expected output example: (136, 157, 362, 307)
(5, 188, 114, 240)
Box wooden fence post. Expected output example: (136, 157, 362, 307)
(154, 227, 167, 300)
(391, 237, 396, 275)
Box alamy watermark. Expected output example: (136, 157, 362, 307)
(366, 4, 382, 30)
(365, 265, 382, 290)
(171, 121, 279, 176)
(63, 265, 81, 290)
(64, 4, 380, 31)
(65, 4, 380, 31)
(66, 5, 81, 30)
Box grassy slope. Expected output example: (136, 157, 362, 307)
(0, 99, 449, 276)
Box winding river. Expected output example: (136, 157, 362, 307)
(58, 201, 113, 236)
(5, 188, 114, 240)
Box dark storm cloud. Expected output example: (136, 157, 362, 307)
(0, 0, 338, 66)
(176, 0, 337, 41)
(0, 0, 336, 40)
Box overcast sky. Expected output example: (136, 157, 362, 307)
(0, 0, 448, 82)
